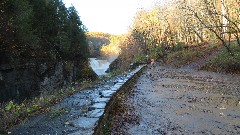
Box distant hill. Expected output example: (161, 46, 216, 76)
(86, 32, 114, 57)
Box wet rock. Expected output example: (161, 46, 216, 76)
(70, 117, 98, 129)
(64, 122, 75, 127)
(87, 109, 105, 118)
(69, 130, 93, 135)
(104, 85, 110, 88)
(88, 107, 95, 111)
(102, 90, 115, 97)
(115, 83, 123, 87)
(118, 79, 125, 83)
(68, 110, 82, 117)
(94, 97, 110, 103)
(11, 125, 56, 135)
(91, 103, 106, 109)
(110, 87, 118, 91)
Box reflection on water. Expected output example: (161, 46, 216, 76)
(89, 58, 110, 75)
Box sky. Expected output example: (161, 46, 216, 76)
(63, 0, 162, 35)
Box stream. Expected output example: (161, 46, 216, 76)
(10, 58, 145, 134)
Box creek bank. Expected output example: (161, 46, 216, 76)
(9, 65, 146, 135)
(93, 65, 146, 135)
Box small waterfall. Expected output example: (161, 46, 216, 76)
(89, 58, 110, 75)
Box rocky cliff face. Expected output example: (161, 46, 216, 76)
(0, 56, 97, 102)
(106, 54, 133, 73)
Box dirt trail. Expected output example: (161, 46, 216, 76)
(112, 66, 240, 134)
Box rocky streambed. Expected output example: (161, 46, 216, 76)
(10, 65, 145, 135)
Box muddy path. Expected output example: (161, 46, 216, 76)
(111, 66, 240, 134)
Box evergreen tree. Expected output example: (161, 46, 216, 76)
(67, 6, 88, 60)
(1, 0, 89, 61)
(0, 0, 36, 59)
(55, 0, 71, 58)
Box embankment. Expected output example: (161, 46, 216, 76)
(94, 65, 146, 134)
(0, 57, 97, 102)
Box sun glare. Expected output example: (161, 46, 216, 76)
(63, 0, 163, 35)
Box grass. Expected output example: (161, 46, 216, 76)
(166, 43, 218, 67)
(166, 48, 204, 67)
(201, 43, 240, 73)
(166, 40, 240, 73)
(0, 79, 96, 134)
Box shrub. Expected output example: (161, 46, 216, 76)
(202, 45, 240, 72)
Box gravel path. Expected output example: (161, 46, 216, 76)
(112, 66, 240, 134)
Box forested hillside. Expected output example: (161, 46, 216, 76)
(0, 0, 88, 60)
(109, 0, 240, 73)
(86, 32, 112, 57)
(0, 0, 96, 102)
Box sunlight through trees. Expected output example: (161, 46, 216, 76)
(111, 0, 240, 71)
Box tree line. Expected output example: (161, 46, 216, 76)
(110, 0, 240, 71)
(0, 0, 88, 62)
(86, 32, 112, 57)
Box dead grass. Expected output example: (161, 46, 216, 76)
(166, 41, 240, 73)
(201, 43, 240, 73)
(166, 44, 218, 67)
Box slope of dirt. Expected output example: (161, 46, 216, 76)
(111, 66, 240, 134)
(181, 47, 220, 69)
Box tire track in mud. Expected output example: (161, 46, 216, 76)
(114, 66, 240, 134)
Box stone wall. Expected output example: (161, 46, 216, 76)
(0, 59, 97, 102)
(94, 65, 146, 135)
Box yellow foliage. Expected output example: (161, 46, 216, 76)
(100, 35, 122, 57)
(100, 44, 120, 56)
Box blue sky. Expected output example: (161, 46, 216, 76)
(63, 0, 162, 35)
